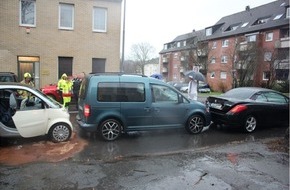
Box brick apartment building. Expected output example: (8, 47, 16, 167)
(0, 0, 122, 89)
(160, 0, 289, 92)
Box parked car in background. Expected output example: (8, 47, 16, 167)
(77, 73, 211, 141)
(0, 82, 73, 142)
(41, 84, 62, 102)
(180, 82, 211, 93)
(206, 87, 289, 133)
(0, 72, 18, 82)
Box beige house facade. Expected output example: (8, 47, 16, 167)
(0, 0, 122, 88)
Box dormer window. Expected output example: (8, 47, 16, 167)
(241, 22, 249, 27)
(273, 14, 283, 20)
(183, 41, 186, 46)
(206, 28, 212, 36)
(164, 44, 168, 50)
(225, 23, 240, 32)
(287, 7, 290, 18)
(253, 16, 271, 25)
(177, 42, 180, 47)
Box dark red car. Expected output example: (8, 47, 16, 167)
(41, 84, 62, 102)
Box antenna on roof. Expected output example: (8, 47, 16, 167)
(245, 5, 250, 11)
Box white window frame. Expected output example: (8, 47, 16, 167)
(220, 72, 227, 79)
(221, 55, 228, 63)
(164, 44, 168, 50)
(210, 72, 215, 78)
(286, 7, 290, 18)
(222, 39, 229, 47)
(183, 41, 186, 46)
(247, 35, 256, 42)
(206, 28, 212, 36)
(212, 41, 217, 49)
(265, 32, 273, 41)
(19, 0, 36, 27)
(177, 42, 180, 47)
(264, 52, 272, 61)
(211, 57, 216, 63)
(59, 3, 74, 30)
(93, 7, 107, 32)
(263, 72, 269, 80)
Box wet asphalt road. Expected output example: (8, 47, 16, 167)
(0, 99, 289, 190)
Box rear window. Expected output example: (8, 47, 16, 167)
(97, 82, 145, 102)
(79, 78, 87, 99)
(222, 88, 254, 99)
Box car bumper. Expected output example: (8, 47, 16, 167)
(210, 111, 242, 128)
(76, 114, 97, 132)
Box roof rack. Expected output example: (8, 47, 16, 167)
(89, 72, 148, 77)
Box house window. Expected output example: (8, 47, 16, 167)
(220, 72, 227, 79)
(212, 41, 217, 49)
(93, 7, 107, 32)
(210, 57, 216, 63)
(225, 23, 240, 32)
(183, 41, 186, 46)
(177, 42, 180, 47)
(210, 72, 215, 78)
(206, 28, 212, 36)
(265, 32, 273, 41)
(20, 0, 36, 27)
(264, 52, 272, 61)
(164, 44, 168, 50)
(221, 55, 228, 63)
(287, 7, 290, 18)
(263, 72, 270, 80)
(59, 3, 74, 30)
(241, 22, 249, 27)
(222, 39, 229, 47)
(247, 35, 256, 42)
(273, 14, 283, 20)
(253, 17, 270, 25)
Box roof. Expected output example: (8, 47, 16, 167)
(160, 0, 289, 53)
(205, 0, 289, 40)
(160, 29, 205, 54)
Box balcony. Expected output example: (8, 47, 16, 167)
(275, 37, 290, 48)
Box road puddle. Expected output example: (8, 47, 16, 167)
(0, 132, 88, 165)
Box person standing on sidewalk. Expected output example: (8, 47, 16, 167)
(188, 75, 198, 101)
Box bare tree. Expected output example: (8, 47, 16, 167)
(130, 43, 156, 74)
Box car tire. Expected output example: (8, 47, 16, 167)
(48, 123, 72, 143)
(243, 115, 257, 133)
(99, 119, 122, 141)
(185, 114, 204, 134)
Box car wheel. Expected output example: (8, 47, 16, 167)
(186, 114, 204, 134)
(49, 123, 72, 143)
(244, 115, 257, 133)
(99, 119, 122, 141)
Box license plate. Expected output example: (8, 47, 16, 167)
(210, 103, 222, 109)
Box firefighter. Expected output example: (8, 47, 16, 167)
(19, 72, 34, 98)
(57, 73, 72, 108)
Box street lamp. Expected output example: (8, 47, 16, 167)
(120, 0, 126, 72)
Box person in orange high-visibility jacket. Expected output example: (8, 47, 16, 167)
(57, 73, 73, 108)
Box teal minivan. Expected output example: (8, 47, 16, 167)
(76, 73, 211, 141)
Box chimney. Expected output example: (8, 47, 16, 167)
(245, 5, 250, 11)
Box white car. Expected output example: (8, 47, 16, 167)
(0, 82, 73, 142)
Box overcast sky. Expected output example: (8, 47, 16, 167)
(123, 0, 275, 58)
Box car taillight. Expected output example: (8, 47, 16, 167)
(228, 104, 247, 114)
(84, 104, 90, 118)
